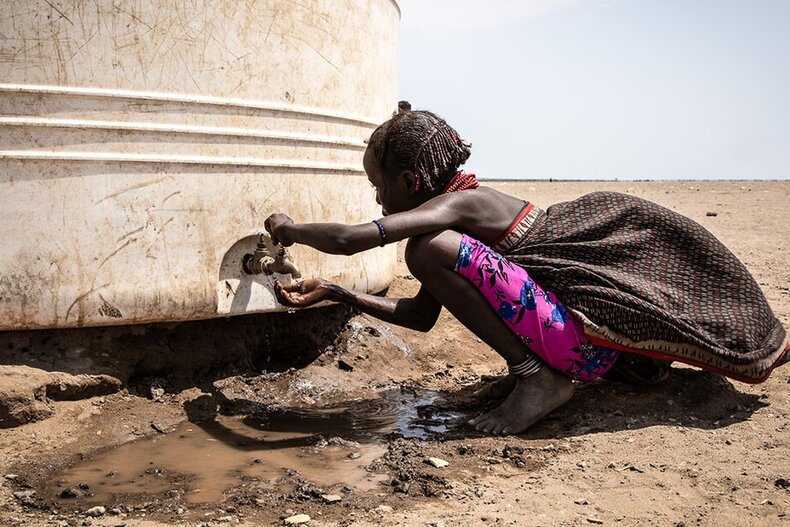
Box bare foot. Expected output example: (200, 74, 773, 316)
(468, 367, 573, 435)
(472, 374, 517, 399)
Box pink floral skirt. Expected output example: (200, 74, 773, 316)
(454, 235, 618, 381)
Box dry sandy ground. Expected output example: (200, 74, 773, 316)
(1, 180, 788, 527)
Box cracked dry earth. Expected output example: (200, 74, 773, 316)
(1, 181, 789, 527)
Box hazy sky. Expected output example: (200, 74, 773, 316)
(397, 0, 790, 180)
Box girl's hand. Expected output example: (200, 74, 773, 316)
(275, 278, 332, 307)
(264, 213, 295, 246)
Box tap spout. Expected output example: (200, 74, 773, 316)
(242, 233, 302, 278)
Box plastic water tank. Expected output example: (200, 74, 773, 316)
(0, 0, 400, 329)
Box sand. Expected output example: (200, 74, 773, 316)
(1, 180, 788, 526)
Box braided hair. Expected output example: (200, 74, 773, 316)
(367, 101, 472, 193)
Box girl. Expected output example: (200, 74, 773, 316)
(264, 104, 789, 435)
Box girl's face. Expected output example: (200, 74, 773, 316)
(363, 147, 413, 216)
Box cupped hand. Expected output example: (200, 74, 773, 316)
(274, 278, 332, 307)
(264, 213, 295, 246)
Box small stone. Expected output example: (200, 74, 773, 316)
(60, 487, 81, 499)
(150, 422, 167, 434)
(321, 494, 342, 503)
(150, 387, 165, 402)
(337, 360, 354, 372)
(13, 490, 35, 500)
(283, 514, 310, 525)
(760, 499, 774, 505)
(425, 457, 449, 468)
(675, 522, 686, 527)
(348, 452, 361, 460)
(4, 474, 18, 480)
(706, 211, 718, 217)
(575, 498, 590, 505)
(375, 505, 393, 514)
(775, 478, 790, 489)
(85, 506, 106, 517)
(577, 462, 588, 469)
(587, 517, 604, 524)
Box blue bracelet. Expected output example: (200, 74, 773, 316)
(372, 219, 386, 247)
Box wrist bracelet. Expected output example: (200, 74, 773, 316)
(372, 219, 387, 247)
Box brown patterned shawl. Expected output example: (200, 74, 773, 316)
(495, 191, 789, 384)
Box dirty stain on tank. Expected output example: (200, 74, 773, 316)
(0, 0, 400, 330)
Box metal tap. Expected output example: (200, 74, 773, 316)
(242, 233, 302, 278)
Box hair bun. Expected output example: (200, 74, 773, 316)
(398, 100, 412, 113)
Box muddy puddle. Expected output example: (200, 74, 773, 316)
(41, 388, 465, 505)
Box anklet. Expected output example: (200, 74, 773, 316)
(508, 355, 542, 380)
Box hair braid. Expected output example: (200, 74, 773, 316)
(367, 102, 471, 193)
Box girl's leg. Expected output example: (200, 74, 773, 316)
(406, 230, 574, 435)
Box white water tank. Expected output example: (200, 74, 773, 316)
(0, 0, 399, 329)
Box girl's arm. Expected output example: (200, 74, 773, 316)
(275, 279, 441, 332)
(266, 193, 469, 255)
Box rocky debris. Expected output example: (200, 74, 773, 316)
(283, 513, 311, 524)
(374, 505, 393, 515)
(0, 365, 121, 428)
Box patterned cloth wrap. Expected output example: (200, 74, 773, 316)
(455, 234, 619, 381)
(496, 192, 789, 384)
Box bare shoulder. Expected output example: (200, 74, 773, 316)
(431, 186, 530, 243)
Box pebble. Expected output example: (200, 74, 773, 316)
(426, 457, 449, 468)
(150, 422, 167, 434)
(13, 490, 35, 500)
(4, 474, 18, 480)
(283, 513, 310, 525)
(587, 517, 604, 524)
(321, 494, 342, 503)
(375, 505, 394, 514)
(150, 387, 165, 402)
(348, 452, 361, 460)
(85, 506, 106, 517)
(706, 211, 718, 217)
(575, 498, 590, 505)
